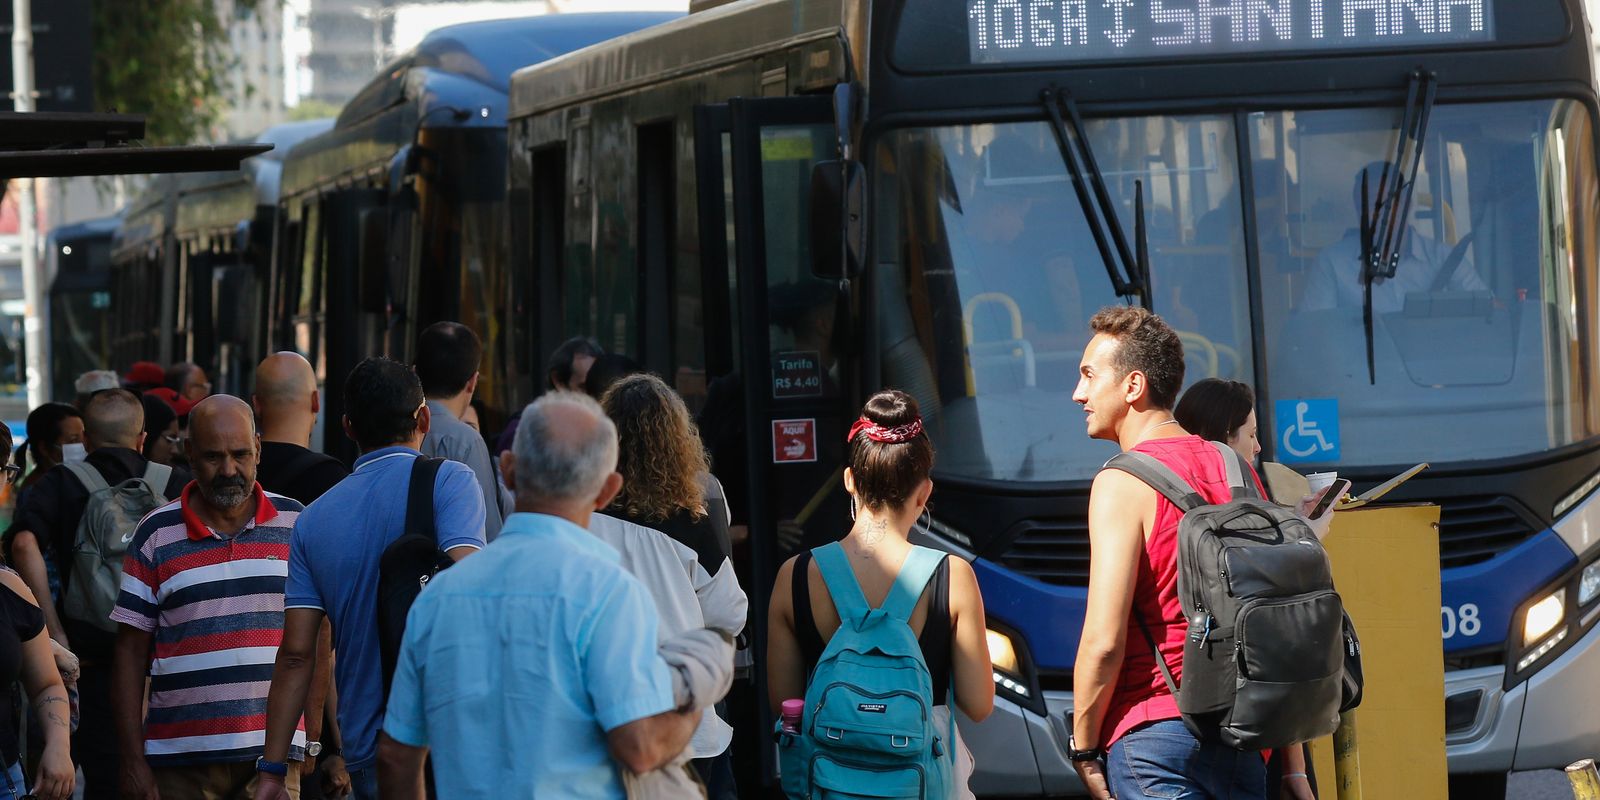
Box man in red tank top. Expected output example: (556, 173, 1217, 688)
(1066, 307, 1269, 800)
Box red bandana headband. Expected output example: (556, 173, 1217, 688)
(847, 416, 925, 444)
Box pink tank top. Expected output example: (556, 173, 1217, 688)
(1101, 435, 1255, 746)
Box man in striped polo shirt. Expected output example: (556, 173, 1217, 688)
(109, 395, 310, 799)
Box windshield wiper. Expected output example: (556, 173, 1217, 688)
(1360, 70, 1437, 384)
(1042, 87, 1150, 307)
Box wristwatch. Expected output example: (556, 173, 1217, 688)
(1066, 733, 1105, 764)
(255, 757, 289, 777)
(305, 741, 343, 759)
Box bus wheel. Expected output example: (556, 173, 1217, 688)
(1448, 771, 1508, 800)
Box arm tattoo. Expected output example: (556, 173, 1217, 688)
(35, 695, 68, 729)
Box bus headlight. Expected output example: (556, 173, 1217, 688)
(1523, 591, 1565, 647)
(1580, 561, 1600, 607)
(987, 629, 1020, 674)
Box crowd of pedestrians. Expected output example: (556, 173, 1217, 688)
(0, 299, 1360, 800)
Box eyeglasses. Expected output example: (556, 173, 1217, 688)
(163, 435, 186, 447)
(1, 464, 20, 485)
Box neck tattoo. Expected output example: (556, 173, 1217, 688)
(859, 517, 888, 554)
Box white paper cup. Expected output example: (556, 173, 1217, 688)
(1306, 472, 1339, 494)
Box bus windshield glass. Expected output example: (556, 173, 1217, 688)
(1254, 98, 1600, 467)
(874, 115, 1256, 482)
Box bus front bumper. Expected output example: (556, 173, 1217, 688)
(966, 620, 1600, 795)
(1447, 617, 1600, 772)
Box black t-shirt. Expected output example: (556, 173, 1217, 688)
(792, 550, 953, 704)
(615, 506, 732, 577)
(255, 441, 349, 507)
(3, 448, 190, 660)
(0, 577, 44, 764)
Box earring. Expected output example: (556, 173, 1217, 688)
(918, 507, 932, 533)
(849, 496, 858, 521)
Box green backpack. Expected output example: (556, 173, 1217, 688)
(777, 542, 954, 799)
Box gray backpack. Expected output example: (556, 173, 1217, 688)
(1104, 441, 1356, 751)
(62, 461, 173, 632)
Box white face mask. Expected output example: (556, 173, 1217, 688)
(61, 443, 87, 465)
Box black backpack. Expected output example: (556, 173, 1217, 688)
(377, 456, 452, 698)
(1104, 441, 1363, 751)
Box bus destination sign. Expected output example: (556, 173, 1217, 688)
(968, 0, 1494, 64)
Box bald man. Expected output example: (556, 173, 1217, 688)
(253, 353, 349, 506)
(251, 354, 350, 799)
(5, 389, 190, 800)
(110, 396, 314, 799)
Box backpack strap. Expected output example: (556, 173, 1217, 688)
(811, 542, 870, 624)
(880, 546, 944, 623)
(140, 462, 175, 499)
(405, 457, 444, 542)
(64, 461, 109, 495)
(1209, 440, 1260, 501)
(1132, 609, 1183, 702)
(1103, 452, 1207, 511)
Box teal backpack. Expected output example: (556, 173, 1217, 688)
(777, 542, 954, 799)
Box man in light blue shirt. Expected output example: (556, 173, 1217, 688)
(378, 392, 699, 799)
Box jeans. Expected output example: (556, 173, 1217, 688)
(348, 766, 379, 800)
(0, 761, 23, 800)
(1106, 720, 1267, 800)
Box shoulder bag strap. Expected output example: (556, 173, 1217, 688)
(404, 456, 444, 543)
(880, 546, 944, 623)
(811, 542, 870, 624)
(1103, 452, 1207, 511)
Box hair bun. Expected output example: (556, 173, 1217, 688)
(863, 389, 920, 428)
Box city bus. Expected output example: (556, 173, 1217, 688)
(46, 215, 118, 402)
(271, 12, 675, 460)
(507, 0, 1600, 795)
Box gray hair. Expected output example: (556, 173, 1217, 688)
(512, 392, 618, 503)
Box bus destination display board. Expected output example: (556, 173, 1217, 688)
(968, 0, 1494, 64)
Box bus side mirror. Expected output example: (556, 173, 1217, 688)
(810, 158, 865, 280)
(357, 207, 388, 313)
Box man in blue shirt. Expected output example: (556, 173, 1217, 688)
(256, 358, 487, 800)
(378, 392, 699, 799)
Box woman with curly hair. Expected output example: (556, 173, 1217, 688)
(599, 372, 741, 798)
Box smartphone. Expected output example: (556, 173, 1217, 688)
(1308, 478, 1352, 520)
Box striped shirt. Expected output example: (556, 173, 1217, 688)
(110, 482, 308, 766)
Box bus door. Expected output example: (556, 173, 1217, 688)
(319, 188, 387, 463)
(696, 93, 847, 779)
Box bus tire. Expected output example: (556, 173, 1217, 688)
(1448, 770, 1508, 800)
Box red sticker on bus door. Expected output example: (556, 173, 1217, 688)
(772, 419, 818, 464)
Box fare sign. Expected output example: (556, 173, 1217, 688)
(967, 0, 1494, 65)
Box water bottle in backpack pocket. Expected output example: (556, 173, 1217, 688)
(777, 542, 956, 799)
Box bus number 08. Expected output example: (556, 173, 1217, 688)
(1441, 604, 1481, 639)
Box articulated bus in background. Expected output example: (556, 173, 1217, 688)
(47, 215, 118, 403)
(269, 12, 675, 460)
(105, 118, 332, 387)
(508, 0, 1600, 795)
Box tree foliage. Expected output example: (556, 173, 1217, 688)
(91, 0, 264, 145)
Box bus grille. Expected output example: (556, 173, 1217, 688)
(997, 495, 1534, 583)
(996, 521, 1091, 586)
(1437, 496, 1538, 570)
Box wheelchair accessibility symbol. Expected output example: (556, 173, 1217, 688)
(1276, 398, 1340, 464)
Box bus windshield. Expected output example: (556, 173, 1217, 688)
(1254, 98, 1600, 468)
(874, 115, 1256, 482)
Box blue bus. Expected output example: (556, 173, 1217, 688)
(508, 0, 1600, 795)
